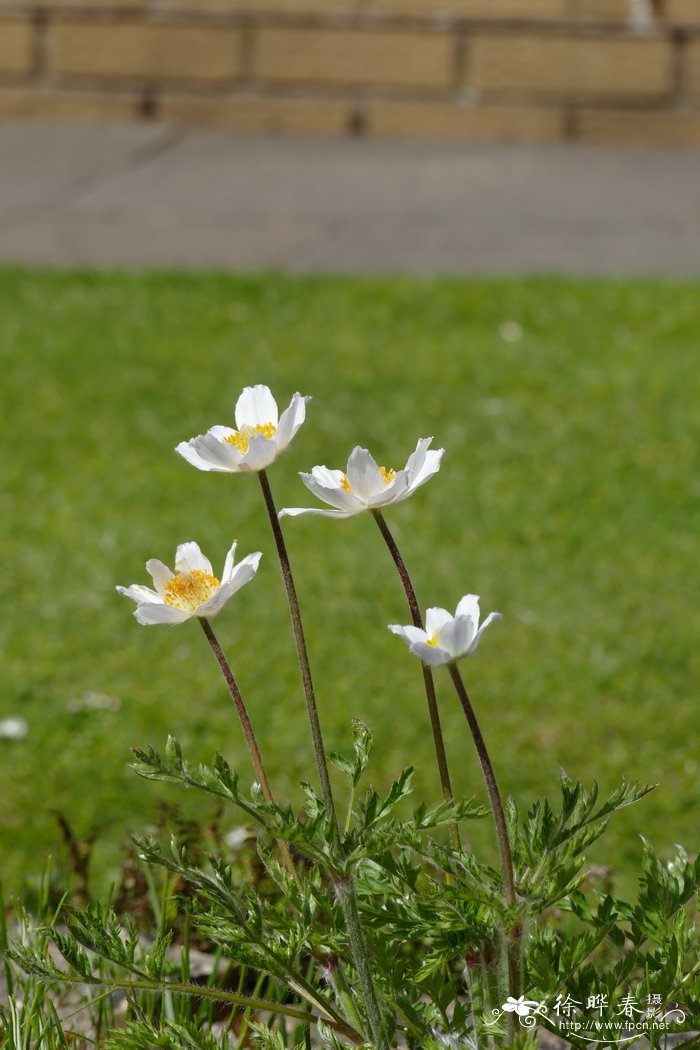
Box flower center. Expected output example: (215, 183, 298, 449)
(340, 466, 396, 493)
(225, 422, 276, 454)
(340, 466, 395, 495)
(426, 634, 440, 647)
(164, 570, 220, 612)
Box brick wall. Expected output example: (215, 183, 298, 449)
(1, 1, 700, 142)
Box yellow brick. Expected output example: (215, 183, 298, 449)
(0, 18, 33, 75)
(2, 0, 146, 7)
(577, 107, 700, 144)
(0, 86, 139, 120)
(373, 0, 567, 18)
(256, 27, 454, 89)
(8, 0, 356, 8)
(49, 21, 242, 82)
(684, 40, 700, 96)
(160, 93, 352, 133)
(665, 0, 700, 24)
(366, 100, 563, 139)
(158, 0, 358, 10)
(468, 33, 672, 97)
(573, 0, 634, 22)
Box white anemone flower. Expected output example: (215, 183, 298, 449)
(389, 595, 501, 667)
(117, 541, 262, 625)
(176, 385, 310, 474)
(279, 438, 443, 520)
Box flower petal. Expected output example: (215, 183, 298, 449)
(208, 425, 238, 441)
(146, 559, 174, 596)
(235, 385, 279, 429)
(309, 465, 347, 487)
(409, 641, 453, 666)
(196, 553, 261, 617)
(455, 594, 481, 622)
(275, 392, 310, 450)
(407, 447, 444, 492)
(134, 603, 191, 625)
(367, 471, 411, 508)
(388, 624, 427, 646)
(404, 437, 432, 477)
(279, 506, 354, 520)
(175, 438, 219, 472)
(240, 432, 278, 472)
(300, 471, 362, 512)
(437, 615, 476, 659)
(176, 431, 243, 473)
(469, 611, 502, 653)
(224, 550, 262, 594)
(222, 540, 238, 583)
(197, 431, 244, 469)
(401, 436, 444, 493)
(425, 607, 453, 635)
(345, 446, 385, 503)
(116, 584, 162, 604)
(194, 581, 237, 618)
(175, 542, 213, 576)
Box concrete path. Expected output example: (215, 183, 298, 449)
(2, 121, 700, 275)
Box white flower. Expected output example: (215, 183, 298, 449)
(0, 717, 29, 740)
(279, 438, 443, 520)
(117, 541, 261, 625)
(175, 385, 310, 473)
(389, 595, 501, 667)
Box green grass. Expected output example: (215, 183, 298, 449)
(1, 269, 699, 896)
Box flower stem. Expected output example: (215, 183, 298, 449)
(259, 469, 387, 1049)
(258, 469, 336, 825)
(447, 663, 521, 1017)
(199, 618, 301, 891)
(372, 510, 460, 851)
(334, 878, 388, 1048)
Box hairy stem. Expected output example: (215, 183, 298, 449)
(464, 953, 487, 1050)
(372, 509, 460, 851)
(199, 618, 301, 890)
(328, 958, 365, 1035)
(334, 879, 388, 1048)
(259, 469, 387, 1049)
(447, 663, 521, 1023)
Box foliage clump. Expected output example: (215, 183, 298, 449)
(3, 382, 698, 1048)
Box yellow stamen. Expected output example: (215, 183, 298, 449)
(225, 422, 276, 454)
(164, 570, 220, 612)
(340, 474, 353, 494)
(426, 635, 440, 647)
(380, 466, 396, 485)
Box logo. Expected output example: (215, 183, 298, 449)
(485, 992, 689, 1044)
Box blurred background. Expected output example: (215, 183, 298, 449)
(1, 0, 699, 904)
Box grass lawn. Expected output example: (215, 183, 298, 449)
(1, 269, 698, 899)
